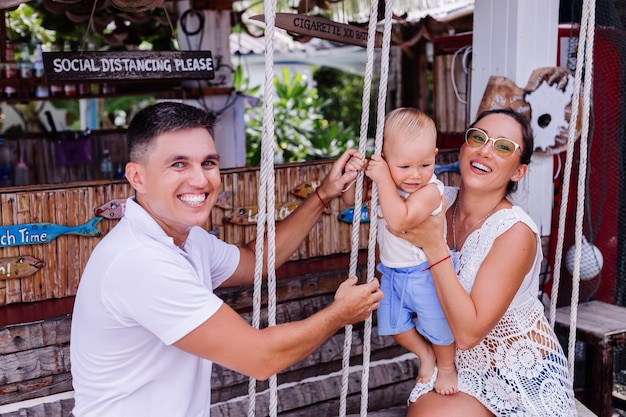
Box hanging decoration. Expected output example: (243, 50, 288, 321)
(477, 66, 579, 155)
(40, 0, 173, 48)
(250, 13, 382, 48)
(110, 0, 164, 13)
(94, 192, 232, 220)
(0, 0, 29, 10)
(338, 205, 370, 224)
(0, 217, 102, 248)
(290, 180, 322, 199)
(94, 198, 127, 219)
(0, 256, 44, 280)
(223, 202, 300, 225)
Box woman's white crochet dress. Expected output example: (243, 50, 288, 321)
(409, 189, 577, 416)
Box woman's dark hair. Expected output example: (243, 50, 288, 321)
(127, 102, 215, 163)
(469, 108, 534, 194)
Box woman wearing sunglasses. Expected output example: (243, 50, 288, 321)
(395, 108, 575, 416)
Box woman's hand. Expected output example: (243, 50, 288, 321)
(387, 197, 447, 253)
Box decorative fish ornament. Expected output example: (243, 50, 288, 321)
(94, 192, 232, 220)
(434, 161, 460, 175)
(0, 256, 44, 280)
(94, 198, 127, 219)
(338, 206, 371, 224)
(224, 202, 300, 225)
(215, 191, 233, 209)
(0, 217, 103, 248)
(291, 180, 321, 199)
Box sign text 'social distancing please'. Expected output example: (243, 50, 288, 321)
(42, 50, 215, 82)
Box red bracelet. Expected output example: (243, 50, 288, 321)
(315, 188, 330, 210)
(421, 254, 451, 272)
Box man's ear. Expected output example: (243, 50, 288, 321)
(125, 162, 147, 194)
(511, 163, 528, 182)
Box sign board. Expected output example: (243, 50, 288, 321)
(42, 50, 215, 82)
(251, 14, 382, 48)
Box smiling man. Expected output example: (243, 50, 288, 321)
(69, 102, 382, 417)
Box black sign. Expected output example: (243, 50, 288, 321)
(42, 51, 215, 82)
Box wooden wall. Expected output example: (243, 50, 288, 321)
(0, 158, 375, 307)
(0, 150, 460, 416)
(0, 150, 460, 307)
(0, 181, 133, 306)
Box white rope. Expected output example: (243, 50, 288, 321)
(339, 1, 393, 415)
(341, 1, 377, 416)
(451, 45, 471, 104)
(248, 0, 278, 415)
(340, 2, 377, 416)
(339, 0, 379, 413)
(358, 2, 393, 416)
(549, 0, 594, 380)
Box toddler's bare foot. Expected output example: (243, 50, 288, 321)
(434, 365, 457, 395)
(416, 349, 436, 384)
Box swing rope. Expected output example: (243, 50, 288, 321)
(549, 0, 594, 380)
(341, 0, 394, 415)
(248, 0, 278, 415)
(361, 1, 394, 416)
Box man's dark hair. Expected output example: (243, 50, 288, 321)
(127, 102, 215, 163)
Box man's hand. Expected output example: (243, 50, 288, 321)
(332, 276, 383, 325)
(345, 152, 368, 173)
(317, 149, 362, 202)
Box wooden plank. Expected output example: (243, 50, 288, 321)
(576, 399, 598, 416)
(555, 301, 626, 339)
(0, 315, 71, 354)
(433, 55, 447, 132)
(0, 397, 74, 417)
(13, 193, 35, 301)
(1, 194, 21, 305)
(64, 189, 81, 296)
(0, 345, 70, 385)
(554, 301, 626, 417)
(0, 373, 72, 406)
(211, 353, 416, 416)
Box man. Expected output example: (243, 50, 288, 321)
(70, 102, 382, 417)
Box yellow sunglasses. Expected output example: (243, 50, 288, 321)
(464, 127, 521, 158)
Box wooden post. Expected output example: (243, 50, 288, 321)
(470, 0, 560, 236)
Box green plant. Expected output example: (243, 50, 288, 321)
(6, 3, 55, 45)
(233, 65, 261, 97)
(245, 68, 356, 166)
(313, 66, 371, 138)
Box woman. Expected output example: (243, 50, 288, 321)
(394, 108, 576, 416)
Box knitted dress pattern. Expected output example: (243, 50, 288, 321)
(409, 194, 576, 416)
(456, 206, 576, 417)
